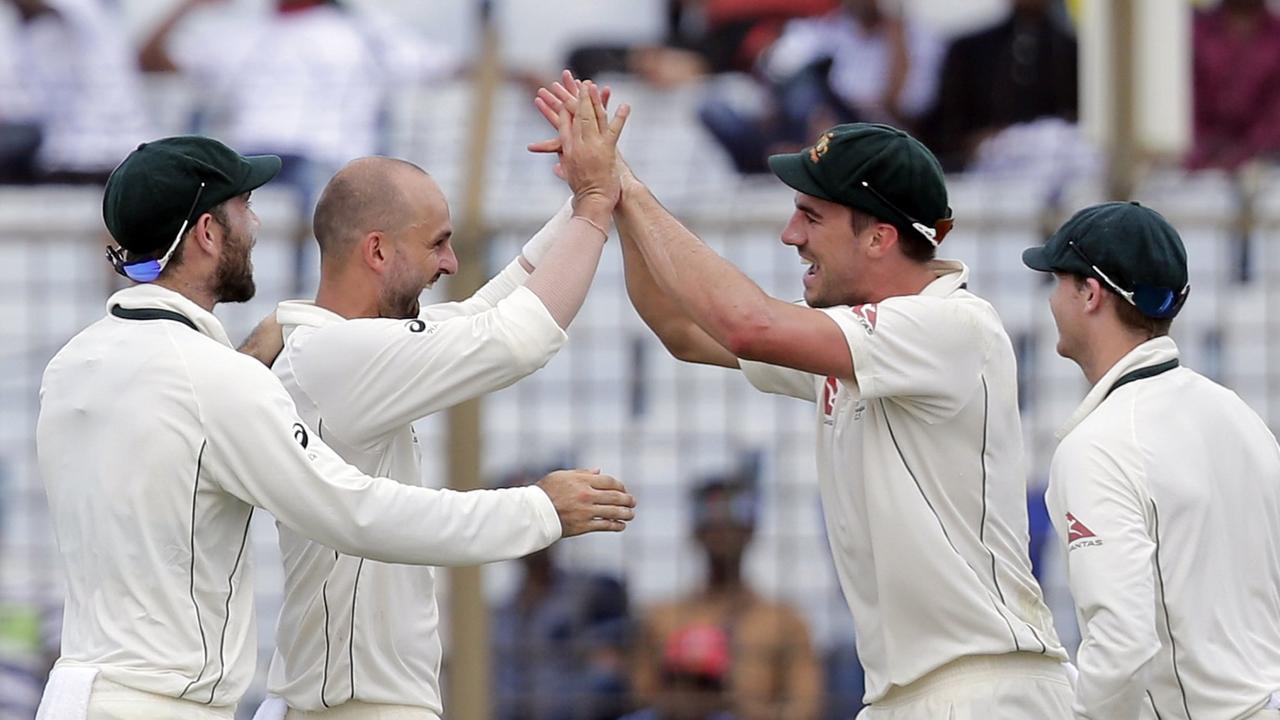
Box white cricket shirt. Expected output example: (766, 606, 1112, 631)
(1048, 337, 1280, 720)
(267, 271, 568, 713)
(35, 284, 560, 710)
(739, 260, 1065, 704)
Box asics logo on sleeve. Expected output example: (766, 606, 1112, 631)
(292, 422, 309, 449)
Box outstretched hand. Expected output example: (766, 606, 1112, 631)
(536, 469, 637, 537)
(528, 70, 603, 157)
(555, 79, 630, 208)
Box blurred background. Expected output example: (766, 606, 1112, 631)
(1, 0, 1278, 718)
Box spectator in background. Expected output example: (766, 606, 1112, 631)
(928, 0, 1078, 171)
(633, 477, 821, 720)
(1188, 0, 1280, 170)
(139, 0, 461, 209)
(568, 0, 835, 88)
(700, 0, 942, 173)
(0, 0, 150, 184)
(621, 625, 739, 720)
(492, 467, 633, 720)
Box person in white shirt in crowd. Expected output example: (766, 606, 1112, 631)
(1023, 201, 1280, 720)
(34, 134, 635, 720)
(0, 0, 150, 183)
(534, 76, 1070, 719)
(258, 85, 633, 720)
(698, 0, 942, 174)
(138, 0, 460, 207)
(764, 0, 942, 130)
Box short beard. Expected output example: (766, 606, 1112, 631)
(377, 281, 421, 319)
(376, 249, 427, 319)
(213, 223, 255, 304)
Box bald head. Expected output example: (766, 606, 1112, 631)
(312, 156, 445, 260)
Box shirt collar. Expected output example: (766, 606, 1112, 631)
(921, 259, 970, 297)
(1056, 336, 1181, 439)
(276, 300, 347, 330)
(106, 284, 233, 348)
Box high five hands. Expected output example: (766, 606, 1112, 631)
(534, 75, 630, 212)
(529, 72, 635, 192)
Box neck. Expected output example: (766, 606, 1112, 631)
(153, 276, 217, 313)
(315, 269, 379, 319)
(707, 560, 745, 593)
(866, 260, 937, 303)
(1078, 330, 1149, 387)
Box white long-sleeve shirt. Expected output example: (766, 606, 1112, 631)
(267, 265, 568, 713)
(1048, 337, 1280, 720)
(35, 283, 561, 710)
(738, 261, 1065, 704)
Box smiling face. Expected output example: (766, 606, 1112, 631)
(780, 192, 877, 307)
(375, 175, 456, 319)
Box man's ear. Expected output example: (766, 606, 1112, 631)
(360, 231, 389, 273)
(189, 212, 222, 257)
(1082, 277, 1107, 314)
(865, 223, 900, 259)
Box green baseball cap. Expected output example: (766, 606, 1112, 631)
(767, 123, 953, 246)
(103, 136, 282, 255)
(1023, 201, 1190, 319)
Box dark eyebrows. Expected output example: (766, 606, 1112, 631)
(795, 200, 822, 220)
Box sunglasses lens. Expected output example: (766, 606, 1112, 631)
(122, 261, 162, 283)
(1134, 285, 1178, 318)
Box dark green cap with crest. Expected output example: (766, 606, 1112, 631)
(767, 123, 953, 246)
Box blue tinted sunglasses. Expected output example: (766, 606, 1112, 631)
(1067, 240, 1189, 319)
(106, 182, 206, 283)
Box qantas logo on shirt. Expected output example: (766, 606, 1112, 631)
(850, 304, 878, 335)
(1066, 512, 1102, 550)
(822, 376, 838, 420)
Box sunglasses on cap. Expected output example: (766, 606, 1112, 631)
(105, 182, 206, 283)
(859, 180, 954, 247)
(1067, 240, 1189, 319)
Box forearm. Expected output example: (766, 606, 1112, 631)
(618, 205, 737, 367)
(138, 0, 194, 72)
(523, 198, 610, 329)
(617, 179, 775, 355)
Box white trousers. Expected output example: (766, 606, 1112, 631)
(857, 653, 1073, 720)
(85, 677, 234, 720)
(285, 701, 440, 720)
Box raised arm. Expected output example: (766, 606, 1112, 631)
(534, 73, 851, 380)
(524, 82, 630, 329)
(139, 0, 221, 72)
(615, 169, 738, 368)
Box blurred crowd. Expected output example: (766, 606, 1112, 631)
(2, 0, 1280, 191)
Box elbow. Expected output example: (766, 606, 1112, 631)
(719, 310, 774, 360)
(511, 335, 562, 375)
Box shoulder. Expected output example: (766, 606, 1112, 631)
(186, 340, 290, 406)
(747, 598, 809, 629)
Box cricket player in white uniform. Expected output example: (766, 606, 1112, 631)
(536, 78, 1070, 718)
(1024, 201, 1280, 720)
(34, 136, 636, 720)
(261, 87, 633, 720)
